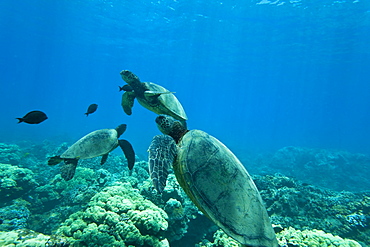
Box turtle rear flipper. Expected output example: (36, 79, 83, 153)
(118, 139, 135, 170)
(48, 156, 63, 166)
(121, 91, 136, 115)
(101, 153, 109, 165)
(60, 158, 78, 181)
(148, 135, 177, 193)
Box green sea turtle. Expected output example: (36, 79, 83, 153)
(120, 70, 187, 122)
(48, 124, 135, 181)
(148, 115, 278, 247)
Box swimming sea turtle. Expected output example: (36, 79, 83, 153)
(148, 115, 278, 247)
(48, 124, 135, 181)
(120, 70, 187, 122)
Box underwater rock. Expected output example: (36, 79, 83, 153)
(0, 229, 69, 246)
(56, 182, 169, 246)
(0, 163, 38, 204)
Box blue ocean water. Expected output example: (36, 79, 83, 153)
(1, 0, 369, 158)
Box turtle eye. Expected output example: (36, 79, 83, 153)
(156, 115, 165, 124)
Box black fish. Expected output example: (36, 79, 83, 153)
(85, 103, 98, 116)
(16, 110, 48, 124)
(119, 84, 133, 92)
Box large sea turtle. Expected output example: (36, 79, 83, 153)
(148, 115, 278, 247)
(48, 124, 135, 181)
(120, 70, 187, 122)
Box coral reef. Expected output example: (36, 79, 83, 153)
(28, 167, 114, 234)
(0, 199, 31, 231)
(0, 163, 38, 204)
(0, 143, 22, 165)
(197, 229, 240, 247)
(268, 146, 370, 191)
(1, 140, 370, 246)
(0, 229, 69, 246)
(253, 174, 370, 245)
(139, 173, 202, 243)
(56, 183, 169, 246)
(276, 227, 362, 247)
(197, 227, 363, 247)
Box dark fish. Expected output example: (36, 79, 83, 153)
(0, 219, 3, 224)
(85, 104, 98, 116)
(119, 84, 133, 92)
(16, 110, 48, 124)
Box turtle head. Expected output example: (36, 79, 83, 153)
(120, 70, 147, 94)
(115, 124, 127, 138)
(120, 70, 141, 86)
(156, 115, 187, 143)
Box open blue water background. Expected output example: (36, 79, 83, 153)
(1, 0, 369, 158)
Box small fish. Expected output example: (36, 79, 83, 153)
(119, 84, 133, 92)
(85, 103, 98, 116)
(0, 219, 3, 224)
(16, 110, 48, 124)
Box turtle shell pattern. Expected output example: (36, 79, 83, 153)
(61, 129, 118, 160)
(138, 82, 188, 121)
(173, 129, 278, 247)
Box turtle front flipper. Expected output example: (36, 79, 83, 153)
(144, 91, 175, 97)
(148, 135, 177, 193)
(60, 158, 78, 181)
(118, 139, 135, 170)
(121, 91, 136, 115)
(48, 156, 63, 166)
